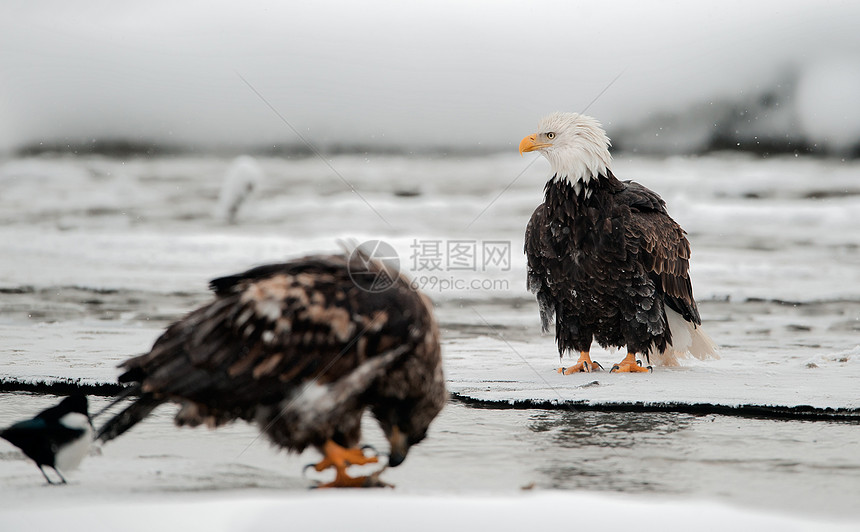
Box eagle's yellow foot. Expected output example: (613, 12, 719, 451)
(315, 466, 393, 489)
(558, 351, 603, 375)
(610, 353, 652, 373)
(310, 440, 385, 489)
(313, 440, 378, 472)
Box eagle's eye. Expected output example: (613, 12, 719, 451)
(546, 132, 556, 140)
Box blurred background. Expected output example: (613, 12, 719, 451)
(2, 0, 860, 157)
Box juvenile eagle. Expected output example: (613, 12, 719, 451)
(520, 113, 716, 373)
(97, 251, 445, 487)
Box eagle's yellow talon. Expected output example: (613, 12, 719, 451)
(585, 361, 604, 372)
(315, 467, 393, 489)
(312, 440, 382, 488)
(610, 353, 652, 373)
(559, 351, 601, 375)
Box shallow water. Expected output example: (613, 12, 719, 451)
(1, 393, 858, 520)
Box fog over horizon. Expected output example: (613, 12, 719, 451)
(2, 1, 860, 154)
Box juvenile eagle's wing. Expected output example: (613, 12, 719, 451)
(117, 256, 418, 422)
(618, 181, 701, 325)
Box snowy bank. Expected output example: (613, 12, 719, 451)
(1, 491, 857, 532)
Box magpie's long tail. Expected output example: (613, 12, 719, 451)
(96, 393, 162, 443)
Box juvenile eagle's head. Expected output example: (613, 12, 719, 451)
(519, 112, 612, 186)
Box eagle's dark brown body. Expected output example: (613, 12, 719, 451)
(98, 253, 445, 468)
(526, 171, 700, 358)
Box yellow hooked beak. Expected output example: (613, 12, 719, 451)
(519, 134, 549, 155)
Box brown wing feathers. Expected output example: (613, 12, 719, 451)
(627, 209, 700, 325)
(115, 258, 396, 415)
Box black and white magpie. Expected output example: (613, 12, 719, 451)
(1, 394, 93, 484)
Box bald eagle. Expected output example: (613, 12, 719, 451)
(520, 113, 716, 373)
(97, 251, 445, 487)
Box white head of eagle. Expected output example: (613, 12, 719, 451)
(519, 112, 612, 193)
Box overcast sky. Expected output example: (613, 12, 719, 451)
(1, 1, 859, 152)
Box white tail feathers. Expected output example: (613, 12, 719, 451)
(650, 307, 719, 366)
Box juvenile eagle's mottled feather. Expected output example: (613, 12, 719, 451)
(98, 252, 445, 468)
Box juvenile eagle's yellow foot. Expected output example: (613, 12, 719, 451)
(558, 351, 603, 375)
(315, 468, 393, 489)
(313, 440, 378, 472)
(311, 440, 385, 488)
(610, 353, 652, 373)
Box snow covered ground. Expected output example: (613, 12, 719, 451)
(4, 491, 859, 532)
(1, 153, 859, 528)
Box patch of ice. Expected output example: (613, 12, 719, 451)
(802, 345, 860, 369)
